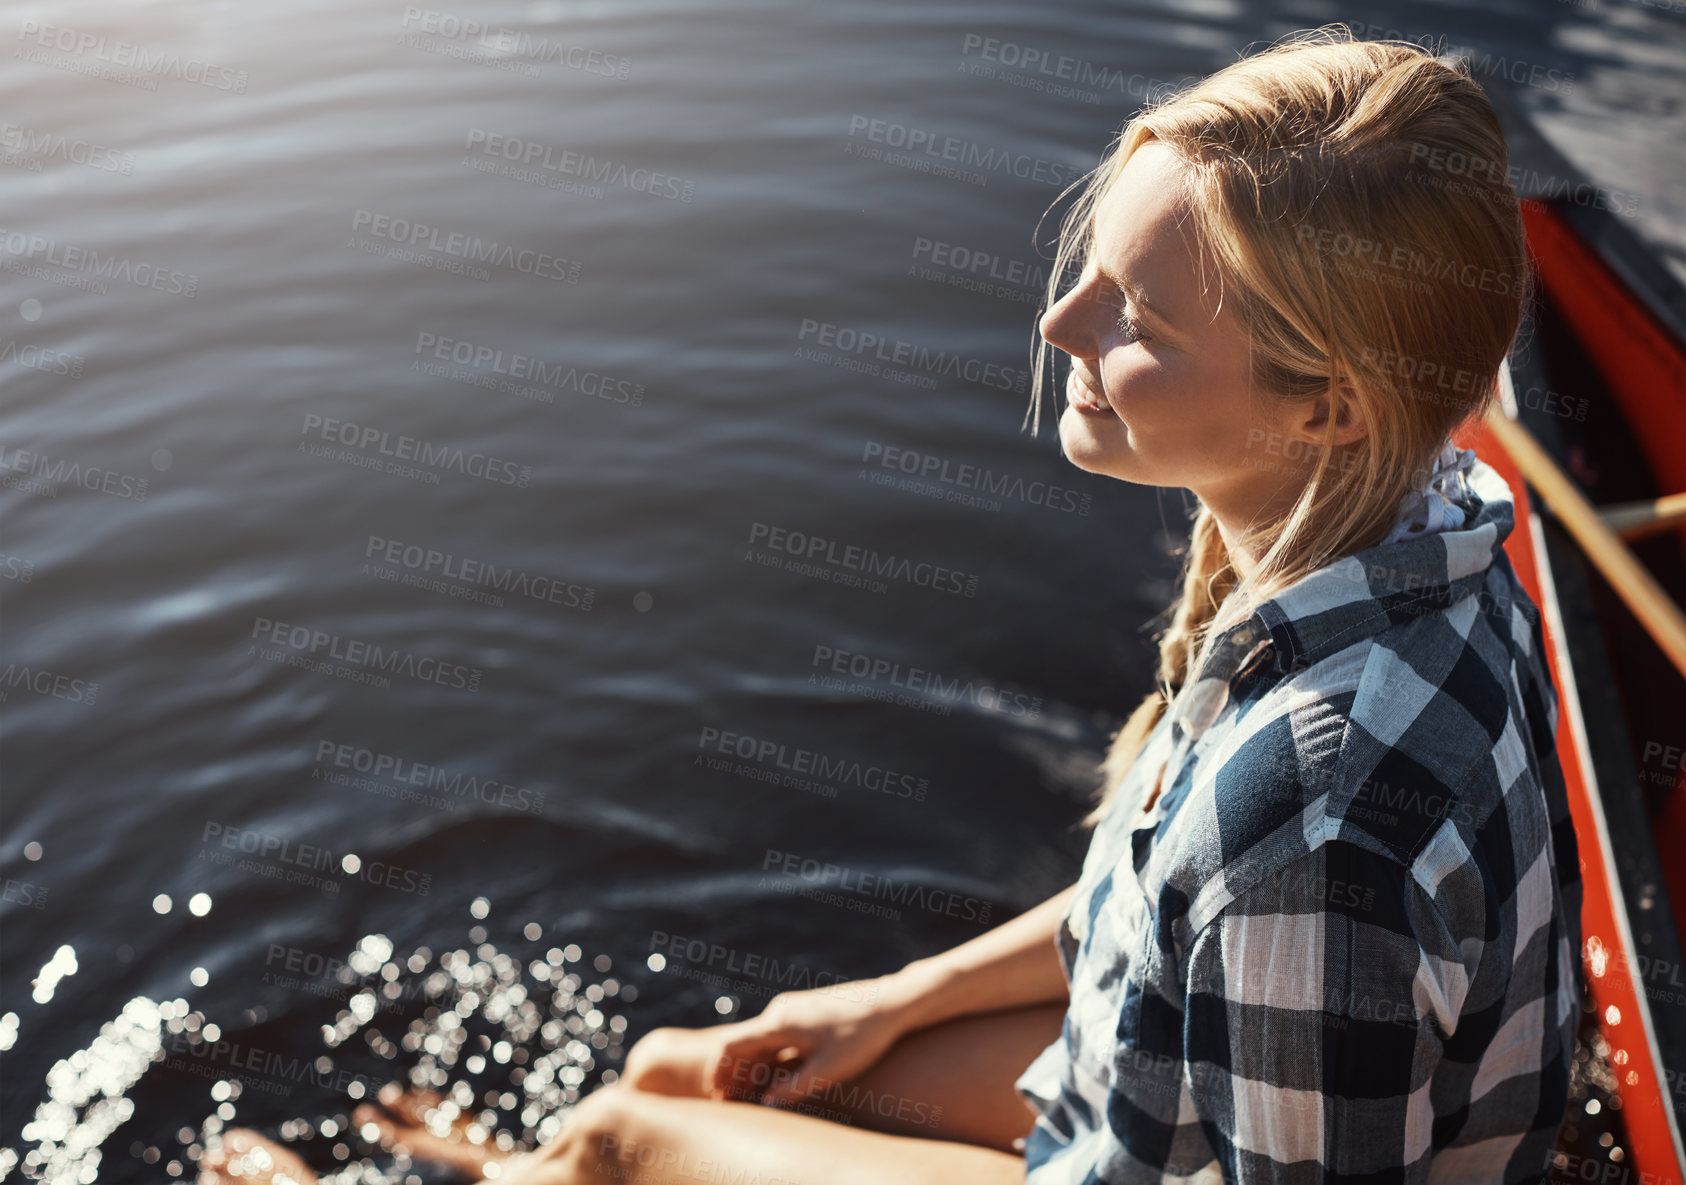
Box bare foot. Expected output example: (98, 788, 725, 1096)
(198, 1128, 318, 1184)
(351, 1082, 508, 1179)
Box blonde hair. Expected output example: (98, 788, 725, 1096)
(1024, 29, 1532, 826)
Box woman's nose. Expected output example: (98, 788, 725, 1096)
(1040, 282, 1097, 359)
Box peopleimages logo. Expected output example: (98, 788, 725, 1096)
(249, 616, 483, 692)
(808, 643, 1043, 721)
(399, 7, 631, 78)
(463, 129, 695, 201)
(412, 331, 645, 406)
(350, 210, 581, 282)
(796, 318, 1029, 393)
(695, 726, 929, 801)
(298, 413, 531, 487)
(16, 19, 249, 92)
(162, 1029, 382, 1097)
(0, 443, 146, 500)
(0, 662, 98, 705)
(844, 115, 1080, 188)
(0, 122, 134, 173)
(957, 34, 1183, 104)
(761, 849, 993, 924)
(648, 931, 876, 1002)
(745, 521, 979, 598)
(0, 229, 198, 296)
(200, 820, 433, 896)
(860, 441, 1091, 515)
(910, 235, 1048, 290)
(363, 534, 594, 610)
(314, 739, 547, 815)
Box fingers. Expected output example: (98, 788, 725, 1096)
(197, 1131, 244, 1183)
(758, 1051, 835, 1107)
(198, 1128, 319, 1184)
(711, 1030, 809, 1102)
(715, 1026, 806, 1067)
(624, 1027, 726, 1098)
(348, 1091, 497, 1177)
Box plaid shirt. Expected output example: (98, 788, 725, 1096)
(1015, 453, 1583, 1183)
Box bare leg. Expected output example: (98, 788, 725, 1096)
(484, 1002, 1066, 1183)
(201, 1003, 1064, 1183)
(775, 1001, 1063, 1150)
(198, 1086, 495, 1184)
(500, 1083, 1028, 1185)
(629, 1002, 1064, 1151)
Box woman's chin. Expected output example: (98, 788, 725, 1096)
(1058, 410, 1132, 475)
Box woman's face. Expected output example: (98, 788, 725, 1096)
(1041, 141, 1310, 515)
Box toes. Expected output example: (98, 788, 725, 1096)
(197, 1145, 231, 1183)
(198, 1129, 259, 1180)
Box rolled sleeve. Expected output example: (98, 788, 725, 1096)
(1177, 841, 1454, 1183)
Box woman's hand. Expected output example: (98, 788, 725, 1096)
(619, 886, 1075, 1110)
(621, 973, 920, 1108)
(704, 976, 911, 1107)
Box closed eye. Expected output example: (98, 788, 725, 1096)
(1116, 305, 1153, 344)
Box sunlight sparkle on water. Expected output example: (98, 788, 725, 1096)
(31, 946, 78, 1005)
(15, 997, 161, 1184)
(1, 926, 628, 1182)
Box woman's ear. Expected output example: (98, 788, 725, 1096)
(1287, 382, 1369, 447)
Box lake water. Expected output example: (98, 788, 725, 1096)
(2, 0, 1682, 1179)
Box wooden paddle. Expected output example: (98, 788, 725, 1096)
(1598, 493, 1686, 543)
(1483, 404, 1686, 679)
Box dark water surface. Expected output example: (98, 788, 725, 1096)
(2, 0, 1682, 1179)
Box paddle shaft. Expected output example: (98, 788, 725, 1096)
(1483, 405, 1686, 679)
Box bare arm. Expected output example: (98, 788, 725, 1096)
(874, 882, 1076, 1033)
(630, 884, 1077, 1104)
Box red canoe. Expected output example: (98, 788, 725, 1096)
(1459, 85, 1686, 1185)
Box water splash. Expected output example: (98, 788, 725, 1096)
(30, 947, 78, 1007)
(10, 995, 160, 1184)
(2, 918, 630, 1183)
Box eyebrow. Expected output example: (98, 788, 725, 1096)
(1083, 204, 1180, 329)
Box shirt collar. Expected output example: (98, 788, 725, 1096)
(1166, 452, 1515, 738)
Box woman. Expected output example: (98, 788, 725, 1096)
(205, 28, 1581, 1185)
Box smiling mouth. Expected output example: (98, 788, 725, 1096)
(1068, 373, 1111, 415)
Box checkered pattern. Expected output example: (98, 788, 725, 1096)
(1015, 453, 1583, 1183)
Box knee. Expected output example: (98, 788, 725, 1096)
(552, 1084, 643, 1176)
(622, 1026, 706, 1096)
